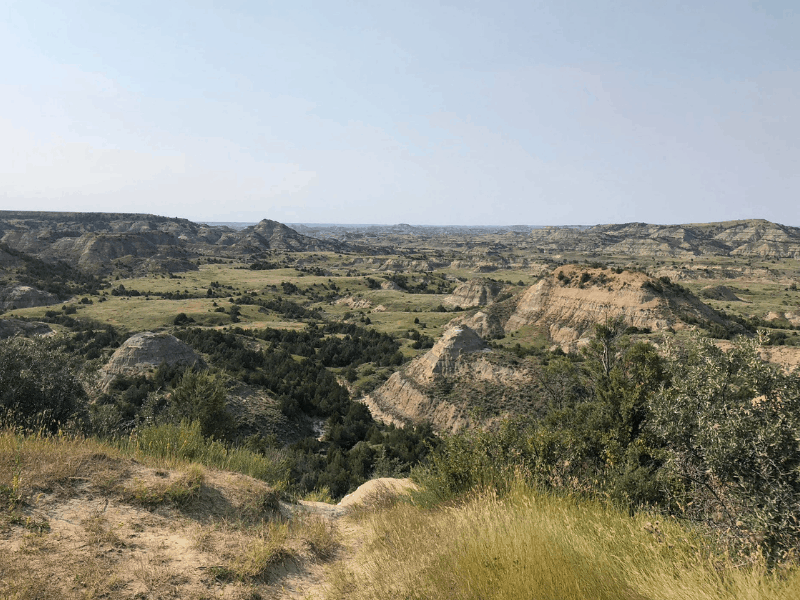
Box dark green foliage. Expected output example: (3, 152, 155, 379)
(0, 242, 106, 299)
(650, 336, 800, 559)
(249, 261, 281, 270)
(173, 312, 195, 325)
(418, 326, 800, 559)
(0, 337, 87, 432)
(169, 369, 234, 439)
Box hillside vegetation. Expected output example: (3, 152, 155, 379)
(2, 212, 800, 597)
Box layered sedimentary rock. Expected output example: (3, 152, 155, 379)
(363, 326, 539, 432)
(443, 278, 506, 308)
(503, 265, 732, 347)
(362, 326, 488, 432)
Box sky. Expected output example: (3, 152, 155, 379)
(0, 1, 798, 226)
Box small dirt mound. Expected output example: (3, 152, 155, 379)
(99, 331, 204, 390)
(338, 478, 418, 509)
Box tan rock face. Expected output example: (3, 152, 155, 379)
(449, 310, 506, 339)
(363, 371, 471, 432)
(362, 326, 498, 433)
(443, 278, 505, 308)
(405, 326, 488, 380)
(335, 296, 373, 310)
(504, 266, 730, 347)
(99, 332, 204, 389)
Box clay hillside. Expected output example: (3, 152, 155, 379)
(363, 325, 541, 433)
(0, 212, 349, 274)
(528, 219, 800, 258)
(454, 265, 742, 350)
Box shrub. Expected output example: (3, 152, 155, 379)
(0, 337, 87, 432)
(650, 336, 800, 559)
(168, 369, 233, 440)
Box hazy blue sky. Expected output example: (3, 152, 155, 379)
(1, 1, 798, 225)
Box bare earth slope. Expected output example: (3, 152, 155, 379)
(363, 326, 540, 432)
(500, 265, 734, 349)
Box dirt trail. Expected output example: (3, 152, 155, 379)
(0, 466, 415, 600)
(280, 478, 418, 599)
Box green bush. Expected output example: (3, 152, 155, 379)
(0, 337, 87, 432)
(168, 369, 233, 440)
(650, 335, 800, 559)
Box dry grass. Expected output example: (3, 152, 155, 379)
(329, 484, 800, 600)
(0, 429, 333, 598)
(296, 514, 341, 561)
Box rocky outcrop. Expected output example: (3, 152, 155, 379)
(503, 266, 735, 349)
(335, 296, 373, 310)
(405, 326, 487, 379)
(0, 285, 59, 311)
(362, 326, 534, 433)
(0, 318, 53, 339)
(443, 278, 506, 308)
(232, 219, 345, 253)
(99, 332, 204, 390)
(447, 310, 507, 339)
(0, 212, 349, 273)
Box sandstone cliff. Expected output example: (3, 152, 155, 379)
(443, 278, 506, 308)
(503, 265, 734, 348)
(362, 326, 540, 433)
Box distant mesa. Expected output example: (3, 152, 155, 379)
(0, 212, 349, 275)
(528, 219, 800, 259)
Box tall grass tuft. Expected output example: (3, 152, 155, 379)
(330, 482, 800, 600)
(115, 420, 291, 488)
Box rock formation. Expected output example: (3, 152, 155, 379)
(0, 285, 59, 311)
(527, 219, 800, 259)
(99, 332, 204, 390)
(443, 278, 506, 308)
(0, 318, 53, 339)
(503, 266, 733, 348)
(363, 327, 488, 432)
(700, 285, 743, 302)
(0, 212, 347, 274)
(362, 326, 539, 432)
